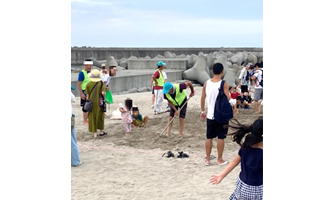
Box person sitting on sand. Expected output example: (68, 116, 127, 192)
(131, 107, 148, 128)
(240, 92, 252, 109)
(119, 98, 133, 136)
(210, 117, 263, 199)
(229, 86, 240, 116)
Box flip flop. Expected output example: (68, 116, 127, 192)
(204, 160, 210, 166)
(204, 155, 216, 160)
(218, 160, 228, 166)
(98, 132, 108, 136)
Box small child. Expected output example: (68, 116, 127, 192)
(131, 107, 149, 128)
(229, 86, 241, 116)
(241, 92, 252, 109)
(210, 117, 263, 199)
(119, 98, 133, 136)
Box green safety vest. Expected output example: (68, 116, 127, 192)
(165, 84, 187, 106)
(81, 70, 91, 90)
(154, 69, 164, 87)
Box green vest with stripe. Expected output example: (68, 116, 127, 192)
(154, 69, 164, 87)
(81, 70, 91, 90)
(165, 84, 187, 106)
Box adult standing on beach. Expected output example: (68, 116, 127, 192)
(77, 59, 92, 126)
(200, 63, 230, 166)
(252, 63, 263, 114)
(238, 63, 252, 94)
(85, 69, 107, 138)
(163, 81, 194, 138)
(71, 88, 81, 167)
(151, 61, 166, 115)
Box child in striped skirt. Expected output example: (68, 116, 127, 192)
(210, 117, 263, 199)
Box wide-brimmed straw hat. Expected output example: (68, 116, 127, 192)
(89, 69, 102, 82)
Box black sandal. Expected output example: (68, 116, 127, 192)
(177, 151, 189, 158)
(98, 132, 107, 136)
(162, 151, 174, 158)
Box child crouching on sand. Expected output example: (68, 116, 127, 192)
(131, 107, 148, 128)
(210, 117, 263, 199)
(119, 98, 133, 136)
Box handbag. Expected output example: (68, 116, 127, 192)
(83, 82, 100, 112)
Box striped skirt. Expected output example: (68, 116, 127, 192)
(229, 177, 263, 200)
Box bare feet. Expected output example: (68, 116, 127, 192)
(93, 133, 97, 139)
(84, 122, 88, 126)
(125, 132, 130, 136)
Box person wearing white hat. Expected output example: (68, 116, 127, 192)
(85, 69, 107, 138)
(77, 59, 93, 126)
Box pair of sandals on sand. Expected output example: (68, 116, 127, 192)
(162, 151, 189, 158)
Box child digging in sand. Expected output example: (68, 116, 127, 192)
(210, 117, 263, 199)
(119, 98, 133, 136)
(131, 107, 149, 128)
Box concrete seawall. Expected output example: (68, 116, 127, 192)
(71, 47, 263, 65)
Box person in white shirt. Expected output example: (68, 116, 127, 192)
(200, 63, 230, 166)
(238, 62, 252, 94)
(251, 63, 263, 114)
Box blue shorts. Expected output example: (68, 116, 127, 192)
(206, 119, 229, 139)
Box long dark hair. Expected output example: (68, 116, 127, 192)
(228, 117, 263, 148)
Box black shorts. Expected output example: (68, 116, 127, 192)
(152, 87, 154, 95)
(241, 85, 248, 93)
(169, 102, 187, 118)
(206, 119, 229, 139)
(80, 98, 89, 113)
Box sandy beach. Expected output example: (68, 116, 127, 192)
(71, 86, 262, 200)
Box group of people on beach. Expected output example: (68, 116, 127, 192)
(71, 59, 263, 199)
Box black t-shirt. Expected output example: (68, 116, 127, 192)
(238, 147, 263, 186)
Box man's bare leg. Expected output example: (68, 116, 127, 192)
(83, 112, 88, 126)
(217, 139, 225, 164)
(166, 117, 173, 136)
(179, 118, 184, 137)
(254, 100, 260, 114)
(205, 139, 213, 165)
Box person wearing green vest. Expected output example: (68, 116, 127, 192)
(163, 81, 195, 138)
(151, 61, 166, 115)
(77, 59, 92, 126)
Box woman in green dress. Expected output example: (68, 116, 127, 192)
(85, 69, 107, 138)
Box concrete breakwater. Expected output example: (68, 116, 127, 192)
(71, 47, 263, 65)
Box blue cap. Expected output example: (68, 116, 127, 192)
(163, 82, 173, 94)
(157, 61, 166, 67)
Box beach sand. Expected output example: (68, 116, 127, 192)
(71, 86, 262, 200)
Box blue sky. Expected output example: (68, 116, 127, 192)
(71, 0, 263, 47)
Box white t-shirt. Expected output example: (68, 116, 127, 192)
(253, 69, 263, 89)
(71, 91, 76, 116)
(205, 79, 222, 119)
(162, 71, 167, 80)
(238, 67, 249, 86)
(101, 73, 109, 83)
